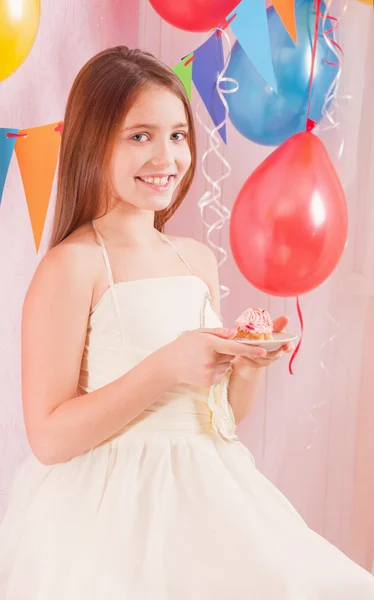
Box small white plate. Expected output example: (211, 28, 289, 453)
(234, 332, 298, 353)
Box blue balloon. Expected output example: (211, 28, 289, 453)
(225, 0, 339, 146)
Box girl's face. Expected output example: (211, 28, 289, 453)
(111, 85, 192, 212)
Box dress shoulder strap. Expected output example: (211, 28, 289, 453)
(92, 220, 114, 287)
(158, 231, 196, 276)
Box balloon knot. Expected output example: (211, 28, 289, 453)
(306, 118, 317, 132)
(216, 13, 237, 38)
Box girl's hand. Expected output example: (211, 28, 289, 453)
(161, 327, 267, 388)
(232, 316, 294, 377)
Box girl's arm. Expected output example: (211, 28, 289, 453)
(200, 243, 293, 424)
(199, 242, 265, 423)
(22, 244, 176, 466)
(226, 361, 265, 423)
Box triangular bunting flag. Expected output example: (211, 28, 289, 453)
(228, 0, 277, 91)
(192, 33, 227, 143)
(272, 0, 297, 43)
(15, 123, 61, 252)
(0, 128, 19, 205)
(173, 54, 194, 101)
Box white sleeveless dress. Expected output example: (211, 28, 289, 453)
(0, 223, 373, 599)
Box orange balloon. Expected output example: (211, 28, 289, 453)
(0, 0, 40, 81)
(356, 0, 373, 4)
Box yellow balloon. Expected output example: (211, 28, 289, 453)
(0, 0, 40, 81)
(356, 0, 373, 4)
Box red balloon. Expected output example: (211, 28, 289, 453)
(230, 132, 348, 297)
(149, 0, 239, 32)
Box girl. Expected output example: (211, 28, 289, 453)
(0, 46, 373, 599)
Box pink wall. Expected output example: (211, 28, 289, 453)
(0, 0, 373, 572)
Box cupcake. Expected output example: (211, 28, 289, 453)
(234, 307, 273, 341)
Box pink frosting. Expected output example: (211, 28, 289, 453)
(235, 307, 273, 334)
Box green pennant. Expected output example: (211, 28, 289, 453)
(172, 54, 193, 101)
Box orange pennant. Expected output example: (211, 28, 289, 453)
(15, 123, 61, 252)
(272, 0, 297, 44)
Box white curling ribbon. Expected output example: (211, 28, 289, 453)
(320, 0, 351, 150)
(305, 312, 341, 451)
(196, 27, 239, 300)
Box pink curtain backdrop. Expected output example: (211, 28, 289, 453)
(0, 0, 373, 573)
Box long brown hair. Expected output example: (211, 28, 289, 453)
(49, 46, 196, 249)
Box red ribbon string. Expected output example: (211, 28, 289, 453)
(320, 14, 343, 65)
(289, 0, 322, 373)
(6, 132, 27, 138)
(291, 1, 342, 373)
(6, 124, 64, 138)
(289, 297, 304, 375)
(306, 0, 322, 126)
(184, 55, 195, 67)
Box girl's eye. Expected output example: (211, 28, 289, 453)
(171, 132, 187, 141)
(131, 133, 148, 142)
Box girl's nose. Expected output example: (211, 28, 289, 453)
(150, 141, 174, 168)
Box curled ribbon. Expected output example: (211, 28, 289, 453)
(290, 0, 345, 374)
(289, 0, 323, 373)
(196, 27, 238, 300)
(319, 0, 351, 166)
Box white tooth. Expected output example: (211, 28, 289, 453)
(140, 176, 169, 185)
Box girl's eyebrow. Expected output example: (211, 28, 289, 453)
(123, 122, 188, 131)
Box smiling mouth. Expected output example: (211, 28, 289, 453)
(138, 175, 174, 184)
(135, 174, 176, 191)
